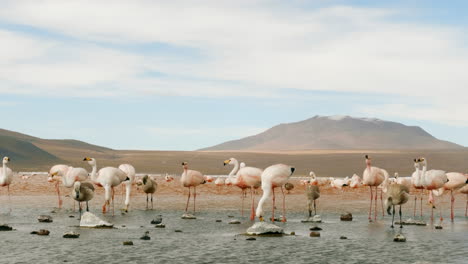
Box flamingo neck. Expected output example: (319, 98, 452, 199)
(228, 160, 240, 182)
(421, 162, 427, 186)
(125, 181, 131, 206)
(90, 163, 98, 182)
(1, 162, 6, 181)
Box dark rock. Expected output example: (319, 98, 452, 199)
(309, 226, 322, 231)
(229, 220, 241, 224)
(246, 237, 256, 241)
(155, 224, 166, 228)
(215, 220, 222, 222)
(121, 225, 126, 228)
(123, 241, 134, 246)
(309, 231, 321, 237)
(290, 232, 296, 235)
(227, 215, 234, 218)
(435, 225, 443, 230)
(0, 224, 13, 231)
(69, 215, 75, 218)
(140, 231, 150, 240)
(340, 236, 347, 240)
(38, 215, 53, 223)
(32, 229, 50, 236)
(340, 212, 353, 221)
(151, 217, 163, 225)
(63, 232, 80, 238)
(175, 230, 183, 232)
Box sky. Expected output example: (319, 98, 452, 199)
(1, 0, 467, 150)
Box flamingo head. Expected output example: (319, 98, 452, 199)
(240, 162, 246, 168)
(83, 157, 96, 166)
(223, 159, 232, 166)
(164, 175, 174, 182)
(181, 162, 188, 170)
(142, 175, 149, 185)
(205, 175, 214, 183)
(47, 170, 59, 182)
(2, 157, 10, 164)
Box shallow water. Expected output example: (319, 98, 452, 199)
(1, 207, 467, 264)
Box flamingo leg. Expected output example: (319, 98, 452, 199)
(86, 201, 89, 212)
(193, 186, 197, 213)
(271, 187, 276, 222)
(151, 193, 154, 210)
(146, 193, 149, 210)
(374, 186, 378, 221)
(439, 195, 443, 226)
(465, 194, 467, 217)
(413, 189, 417, 217)
(391, 205, 395, 228)
(420, 190, 423, 218)
(112, 186, 115, 216)
(368, 186, 373, 221)
(281, 186, 286, 222)
(7, 185, 11, 213)
(185, 187, 191, 213)
(380, 188, 384, 217)
(250, 187, 255, 221)
(241, 189, 245, 217)
(79, 202, 82, 220)
(55, 182, 62, 209)
(314, 200, 317, 216)
(450, 190, 454, 222)
(399, 205, 403, 228)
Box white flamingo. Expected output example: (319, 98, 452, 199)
(418, 158, 448, 223)
(83, 157, 129, 215)
(309, 171, 330, 186)
(350, 174, 362, 189)
(411, 159, 425, 218)
(256, 164, 295, 222)
(0, 157, 13, 211)
(48, 164, 70, 208)
(118, 164, 136, 212)
(363, 155, 389, 221)
(431, 172, 467, 221)
(459, 184, 468, 217)
(181, 162, 206, 214)
(393, 172, 412, 189)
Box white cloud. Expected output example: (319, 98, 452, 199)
(0, 0, 468, 122)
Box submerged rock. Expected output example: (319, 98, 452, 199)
(80, 212, 113, 228)
(155, 224, 166, 228)
(31, 229, 50, 236)
(309, 231, 321, 237)
(0, 224, 13, 231)
(140, 231, 151, 240)
(246, 237, 256, 241)
(123, 241, 134, 246)
(435, 225, 443, 230)
(246, 222, 284, 236)
(181, 213, 196, 219)
(229, 220, 241, 224)
(309, 226, 322, 231)
(63, 231, 80, 238)
(151, 216, 163, 224)
(396, 219, 427, 226)
(340, 213, 353, 221)
(301, 215, 322, 223)
(174, 230, 183, 233)
(340, 236, 348, 240)
(393, 234, 406, 242)
(215, 220, 222, 222)
(37, 215, 53, 223)
(290, 232, 296, 235)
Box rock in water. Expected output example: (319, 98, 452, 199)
(37, 215, 53, 223)
(309, 231, 321, 237)
(151, 216, 163, 224)
(309, 226, 322, 231)
(140, 231, 151, 240)
(229, 220, 241, 224)
(0, 224, 13, 231)
(181, 213, 196, 219)
(435, 225, 443, 230)
(63, 232, 80, 238)
(32, 229, 50, 236)
(301, 215, 322, 223)
(80, 212, 113, 228)
(246, 222, 284, 236)
(340, 236, 348, 240)
(340, 212, 353, 221)
(155, 224, 166, 228)
(215, 220, 222, 222)
(123, 241, 133, 246)
(393, 234, 406, 242)
(246, 237, 256, 241)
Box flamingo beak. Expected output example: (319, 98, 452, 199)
(223, 160, 230, 166)
(83, 157, 90, 161)
(259, 216, 264, 222)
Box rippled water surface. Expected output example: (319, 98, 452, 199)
(1, 207, 467, 264)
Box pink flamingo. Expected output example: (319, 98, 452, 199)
(256, 164, 295, 222)
(418, 158, 448, 223)
(432, 172, 467, 221)
(48, 164, 70, 208)
(411, 159, 425, 218)
(181, 162, 206, 214)
(349, 174, 362, 189)
(224, 158, 262, 220)
(362, 155, 389, 222)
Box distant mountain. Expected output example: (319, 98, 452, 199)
(0, 128, 113, 169)
(201, 115, 463, 151)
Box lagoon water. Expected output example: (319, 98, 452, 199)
(1, 207, 467, 264)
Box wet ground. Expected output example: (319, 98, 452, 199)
(1, 206, 467, 264)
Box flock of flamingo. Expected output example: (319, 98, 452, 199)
(0, 155, 467, 228)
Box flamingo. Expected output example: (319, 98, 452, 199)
(362, 155, 389, 221)
(118, 164, 136, 212)
(49, 165, 89, 210)
(181, 162, 205, 214)
(431, 172, 467, 221)
(418, 158, 448, 223)
(0, 157, 13, 211)
(306, 173, 320, 217)
(48, 164, 70, 208)
(83, 157, 129, 215)
(72, 181, 94, 219)
(214, 177, 225, 186)
(459, 184, 468, 217)
(140, 175, 157, 210)
(411, 159, 425, 218)
(308, 171, 330, 186)
(256, 164, 295, 222)
(385, 182, 410, 228)
(349, 174, 362, 189)
(329, 177, 350, 190)
(204, 176, 214, 183)
(164, 174, 174, 182)
(224, 158, 262, 220)
(393, 172, 412, 189)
